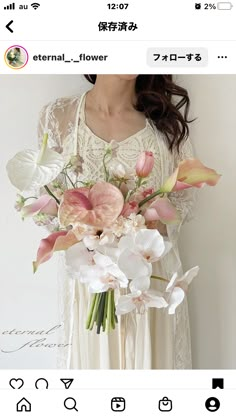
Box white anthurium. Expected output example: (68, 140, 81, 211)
(165, 266, 200, 314)
(6, 134, 64, 192)
(65, 241, 94, 276)
(79, 252, 128, 293)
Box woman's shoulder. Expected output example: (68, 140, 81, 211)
(39, 93, 83, 122)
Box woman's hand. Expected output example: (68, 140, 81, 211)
(146, 220, 168, 236)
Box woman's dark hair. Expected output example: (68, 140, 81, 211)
(84, 75, 193, 154)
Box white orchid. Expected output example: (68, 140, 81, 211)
(6, 134, 64, 192)
(65, 241, 94, 276)
(79, 252, 128, 293)
(118, 247, 152, 282)
(165, 266, 199, 314)
(118, 229, 171, 266)
(83, 230, 115, 251)
(116, 278, 168, 315)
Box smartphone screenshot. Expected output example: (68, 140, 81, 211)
(0, 0, 235, 418)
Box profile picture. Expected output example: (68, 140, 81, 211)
(4, 45, 28, 69)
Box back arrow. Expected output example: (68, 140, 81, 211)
(6, 20, 14, 33)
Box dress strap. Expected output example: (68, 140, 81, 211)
(74, 90, 87, 155)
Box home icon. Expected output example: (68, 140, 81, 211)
(16, 398, 31, 412)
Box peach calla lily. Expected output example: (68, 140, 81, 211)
(21, 195, 58, 219)
(160, 159, 221, 193)
(33, 230, 78, 273)
(59, 181, 124, 228)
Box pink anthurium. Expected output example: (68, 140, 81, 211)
(58, 182, 124, 228)
(33, 230, 78, 272)
(21, 195, 58, 219)
(143, 197, 180, 224)
(160, 159, 221, 193)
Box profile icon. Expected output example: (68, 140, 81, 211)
(4, 45, 28, 69)
(205, 397, 220, 412)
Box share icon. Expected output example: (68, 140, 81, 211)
(60, 378, 74, 389)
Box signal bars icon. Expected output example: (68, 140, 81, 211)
(4, 2, 15, 9)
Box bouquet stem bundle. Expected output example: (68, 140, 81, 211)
(86, 289, 118, 334)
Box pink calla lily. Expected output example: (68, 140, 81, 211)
(59, 182, 124, 228)
(33, 230, 78, 272)
(160, 159, 221, 193)
(143, 197, 180, 224)
(21, 194, 58, 218)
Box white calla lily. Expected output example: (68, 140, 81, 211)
(166, 266, 199, 314)
(6, 134, 64, 192)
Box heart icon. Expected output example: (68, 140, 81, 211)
(9, 378, 24, 389)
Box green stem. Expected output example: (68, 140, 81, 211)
(111, 289, 115, 329)
(97, 292, 106, 334)
(24, 196, 38, 201)
(44, 185, 60, 205)
(102, 291, 109, 332)
(37, 133, 48, 163)
(137, 177, 142, 188)
(62, 171, 76, 188)
(86, 294, 97, 329)
(138, 189, 162, 208)
(151, 275, 169, 283)
(106, 290, 112, 333)
(103, 151, 110, 181)
(88, 293, 101, 330)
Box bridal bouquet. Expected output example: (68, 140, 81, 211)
(6, 134, 220, 334)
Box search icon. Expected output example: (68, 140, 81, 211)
(64, 397, 78, 412)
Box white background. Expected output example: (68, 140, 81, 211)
(0, 74, 235, 369)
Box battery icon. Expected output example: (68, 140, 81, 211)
(217, 2, 233, 9)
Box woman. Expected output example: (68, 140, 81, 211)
(38, 75, 195, 369)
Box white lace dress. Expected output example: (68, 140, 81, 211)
(38, 90, 195, 369)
